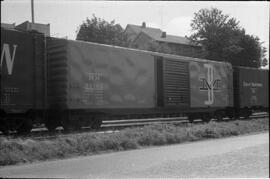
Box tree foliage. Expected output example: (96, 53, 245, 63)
(188, 7, 268, 68)
(76, 14, 130, 47)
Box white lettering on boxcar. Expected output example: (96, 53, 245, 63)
(82, 72, 105, 105)
(199, 64, 222, 105)
(84, 83, 104, 91)
(243, 81, 263, 87)
(1, 44, 17, 75)
(88, 72, 102, 81)
(204, 64, 214, 105)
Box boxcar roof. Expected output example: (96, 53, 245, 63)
(51, 37, 231, 66)
(233, 66, 269, 71)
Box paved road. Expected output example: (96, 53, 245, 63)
(0, 132, 268, 178)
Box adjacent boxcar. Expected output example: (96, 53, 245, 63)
(233, 66, 269, 117)
(0, 28, 46, 133)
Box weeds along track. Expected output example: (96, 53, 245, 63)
(1, 115, 268, 166)
(1, 112, 268, 140)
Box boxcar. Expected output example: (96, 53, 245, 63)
(45, 37, 234, 130)
(233, 66, 269, 118)
(0, 28, 46, 133)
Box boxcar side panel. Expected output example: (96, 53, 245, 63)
(236, 67, 269, 108)
(1, 29, 35, 113)
(66, 41, 155, 109)
(189, 61, 233, 108)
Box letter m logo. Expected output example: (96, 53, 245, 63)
(1, 44, 17, 75)
(199, 64, 222, 105)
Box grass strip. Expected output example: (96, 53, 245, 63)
(0, 117, 268, 166)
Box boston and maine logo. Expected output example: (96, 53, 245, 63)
(199, 64, 222, 105)
(1, 43, 17, 75)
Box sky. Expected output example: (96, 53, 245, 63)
(1, 0, 269, 67)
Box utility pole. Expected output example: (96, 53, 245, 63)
(159, 5, 163, 30)
(31, 0, 35, 23)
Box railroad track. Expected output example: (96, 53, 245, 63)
(1, 112, 268, 140)
(102, 112, 269, 127)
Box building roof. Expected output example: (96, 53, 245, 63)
(146, 32, 190, 45)
(126, 23, 197, 46)
(126, 24, 162, 36)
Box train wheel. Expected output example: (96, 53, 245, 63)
(201, 113, 212, 123)
(233, 110, 240, 120)
(0, 118, 10, 135)
(17, 118, 33, 135)
(188, 114, 196, 123)
(62, 116, 72, 132)
(45, 119, 58, 132)
(45, 124, 57, 132)
(188, 118, 194, 123)
(91, 118, 102, 130)
(214, 111, 224, 121)
(62, 123, 71, 132)
(243, 108, 252, 119)
(226, 111, 234, 120)
(71, 117, 82, 131)
(228, 115, 234, 120)
(62, 116, 83, 132)
(225, 108, 234, 120)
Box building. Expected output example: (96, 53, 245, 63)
(1, 21, 50, 36)
(1, 23, 16, 29)
(124, 22, 162, 42)
(124, 22, 204, 58)
(15, 21, 50, 36)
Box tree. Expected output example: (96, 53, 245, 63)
(76, 14, 130, 47)
(260, 46, 269, 67)
(232, 34, 262, 68)
(188, 7, 268, 68)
